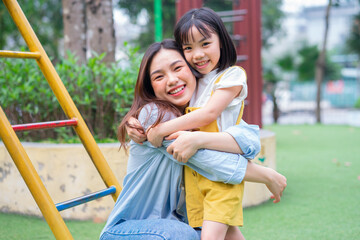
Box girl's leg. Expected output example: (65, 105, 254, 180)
(224, 226, 245, 240)
(244, 161, 287, 203)
(100, 219, 199, 240)
(201, 220, 228, 240)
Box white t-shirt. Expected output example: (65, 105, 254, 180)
(189, 66, 247, 131)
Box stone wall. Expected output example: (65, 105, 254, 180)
(0, 130, 275, 221)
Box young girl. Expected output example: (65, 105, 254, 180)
(139, 7, 286, 240)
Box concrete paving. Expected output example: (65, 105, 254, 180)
(262, 101, 360, 126)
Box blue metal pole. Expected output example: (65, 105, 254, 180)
(56, 186, 116, 211)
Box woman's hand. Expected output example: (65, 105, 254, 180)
(126, 117, 146, 144)
(166, 131, 201, 163)
(147, 124, 165, 147)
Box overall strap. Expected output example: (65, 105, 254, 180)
(211, 66, 245, 125)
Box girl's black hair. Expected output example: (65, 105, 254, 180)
(174, 7, 237, 73)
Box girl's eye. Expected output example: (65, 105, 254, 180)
(203, 42, 210, 47)
(183, 46, 191, 51)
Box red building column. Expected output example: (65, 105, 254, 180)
(176, 0, 203, 21)
(233, 0, 263, 127)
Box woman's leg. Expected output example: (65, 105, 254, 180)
(100, 219, 199, 240)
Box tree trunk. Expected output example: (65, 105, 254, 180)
(86, 0, 115, 138)
(62, 0, 87, 64)
(315, 0, 332, 123)
(86, 0, 115, 63)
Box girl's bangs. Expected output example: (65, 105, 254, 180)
(180, 20, 212, 44)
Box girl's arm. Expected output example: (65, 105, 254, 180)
(136, 104, 286, 200)
(147, 85, 243, 147)
(140, 139, 249, 185)
(166, 131, 242, 163)
(166, 121, 260, 163)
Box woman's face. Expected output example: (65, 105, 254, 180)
(150, 49, 196, 111)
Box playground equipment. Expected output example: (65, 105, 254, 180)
(0, 0, 122, 239)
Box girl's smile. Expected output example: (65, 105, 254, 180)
(194, 60, 210, 69)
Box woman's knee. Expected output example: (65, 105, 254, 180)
(100, 219, 199, 240)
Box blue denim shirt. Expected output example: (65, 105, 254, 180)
(100, 104, 260, 237)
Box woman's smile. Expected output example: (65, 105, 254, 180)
(168, 85, 186, 96)
(150, 48, 196, 110)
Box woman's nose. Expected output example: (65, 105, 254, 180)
(167, 73, 178, 85)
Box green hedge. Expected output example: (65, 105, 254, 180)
(0, 44, 141, 142)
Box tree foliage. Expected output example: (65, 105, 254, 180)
(117, 0, 176, 50)
(0, 43, 141, 141)
(117, 0, 284, 51)
(0, 0, 63, 60)
(274, 43, 341, 82)
(261, 0, 285, 48)
(298, 45, 319, 81)
(346, 12, 360, 56)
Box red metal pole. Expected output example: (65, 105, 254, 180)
(12, 118, 78, 132)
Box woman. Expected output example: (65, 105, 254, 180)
(100, 39, 261, 240)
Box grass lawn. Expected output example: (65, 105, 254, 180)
(241, 124, 360, 239)
(1, 125, 359, 239)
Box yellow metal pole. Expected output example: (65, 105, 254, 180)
(0, 50, 41, 59)
(0, 107, 73, 240)
(3, 0, 121, 200)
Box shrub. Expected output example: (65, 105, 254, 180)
(355, 98, 360, 109)
(0, 44, 141, 142)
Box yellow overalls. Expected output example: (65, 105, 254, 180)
(184, 68, 245, 228)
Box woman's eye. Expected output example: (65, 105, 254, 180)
(174, 66, 182, 71)
(153, 75, 163, 81)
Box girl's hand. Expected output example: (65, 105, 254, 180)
(147, 124, 164, 147)
(165, 131, 188, 140)
(166, 131, 200, 163)
(126, 117, 146, 144)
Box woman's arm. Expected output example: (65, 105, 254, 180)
(166, 121, 260, 162)
(135, 103, 251, 184)
(147, 85, 242, 147)
(139, 140, 248, 185)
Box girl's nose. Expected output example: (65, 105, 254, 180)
(193, 49, 205, 59)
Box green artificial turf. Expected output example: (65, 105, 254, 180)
(241, 124, 360, 239)
(0, 125, 359, 239)
(0, 213, 105, 240)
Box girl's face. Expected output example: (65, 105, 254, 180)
(182, 26, 221, 75)
(150, 49, 196, 112)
